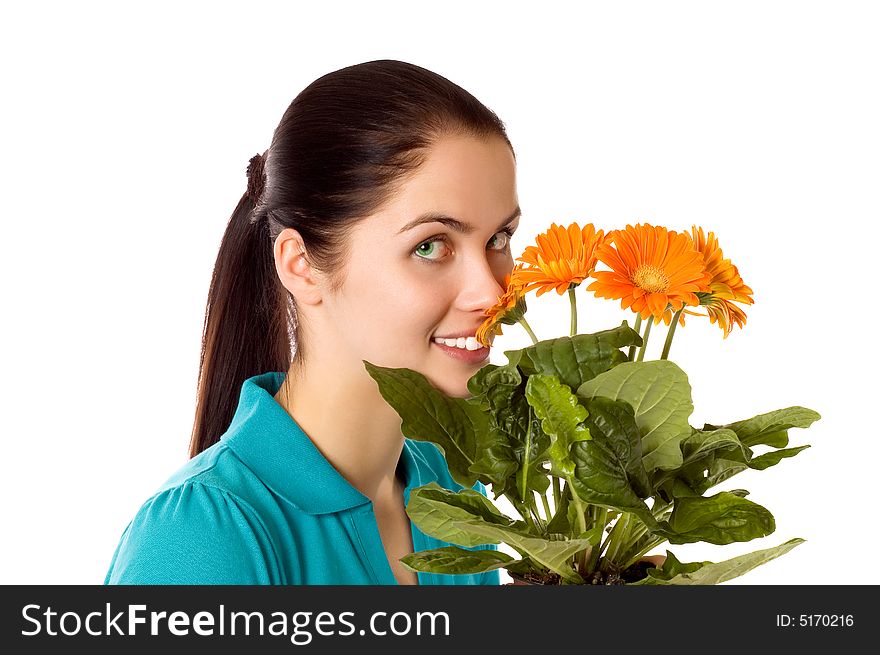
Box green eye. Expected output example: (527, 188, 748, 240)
(414, 228, 514, 263)
(489, 232, 509, 250)
(415, 240, 442, 260)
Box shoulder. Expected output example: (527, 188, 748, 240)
(105, 446, 283, 584)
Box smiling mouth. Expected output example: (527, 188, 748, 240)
(432, 335, 487, 351)
(431, 337, 491, 365)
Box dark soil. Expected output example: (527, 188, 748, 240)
(513, 570, 563, 585)
(510, 560, 654, 586)
(619, 560, 654, 583)
(587, 560, 654, 585)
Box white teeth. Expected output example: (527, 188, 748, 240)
(433, 336, 487, 350)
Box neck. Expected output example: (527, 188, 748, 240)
(273, 363, 408, 503)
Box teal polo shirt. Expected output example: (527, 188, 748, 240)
(104, 372, 501, 585)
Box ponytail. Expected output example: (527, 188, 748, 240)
(188, 152, 291, 457)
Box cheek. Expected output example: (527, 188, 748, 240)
(493, 253, 515, 282)
(351, 279, 444, 343)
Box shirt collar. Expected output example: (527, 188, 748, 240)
(221, 372, 435, 516)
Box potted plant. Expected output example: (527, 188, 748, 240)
(365, 222, 820, 584)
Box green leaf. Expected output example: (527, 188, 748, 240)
(463, 324, 642, 501)
(467, 361, 521, 403)
(681, 427, 743, 460)
(567, 398, 658, 530)
(585, 396, 652, 498)
(577, 360, 694, 472)
(516, 405, 541, 502)
(503, 558, 541, 576)
(632, 538, 805, 585)
(665, 419, 812, 497)
(472, 421, 520, 488)
(504, 322, 641, 391)
(468, 363, 523, 486)
(653, 427, 746, 500)
(491, 535, 588, 584)
(749, 445, 811, 470)
(400, 546, 514, 575)
(576, 521, 607, 547)
(404, 482, 524, 548)
(662, 491, 775, 545)
(364, 361, 487, 488)
(524, 374, 591, 477)
(655, 477, 698, 500)
(545, 484, 573, 535)
(634, 550, 703, 582)
(406, 483, 588, 583)
(703, 457, 749, 492)
(705, 406, 821, 449)
(467, 362, 550, 501)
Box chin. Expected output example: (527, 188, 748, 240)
(423, 347, 490, 398)
(417, 368, 469, 399)
(444, 385, 473, 399)
(438, 370, 482, 399)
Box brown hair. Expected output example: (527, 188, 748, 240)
(189, 59, 515, 457)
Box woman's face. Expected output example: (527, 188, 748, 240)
(323, 135, 519, 398)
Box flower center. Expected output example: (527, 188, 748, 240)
(632, 265, 669, 293)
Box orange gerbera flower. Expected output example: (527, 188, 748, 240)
(682, 226, 755, 338)
(515, 222, 609, 296)
(476, 264, 528, 347)
(587, 223, 711, 326)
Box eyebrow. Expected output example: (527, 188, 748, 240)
(397, 206, 522, 235)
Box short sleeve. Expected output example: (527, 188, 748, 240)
(104, 482, 282, 584)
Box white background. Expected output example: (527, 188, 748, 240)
(1, 0, 877, 585)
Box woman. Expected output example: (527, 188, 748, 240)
(105, 60, 520, 585)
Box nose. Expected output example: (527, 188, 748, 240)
(457, 256, 508, 314)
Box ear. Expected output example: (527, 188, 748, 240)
(273, 228, 323, 305)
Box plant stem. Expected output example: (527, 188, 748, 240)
(518, 316, 539, 344)
(552, 477, 561, 513)
(624, 520, 648, 547)
(617, 515, 634, 564)
(660, 306, 686, 360)
(540, 491, 553, 526)
(518, 406, 534, 503)
(600, 513, 622, 561)
(627, 314, 643, 361)
(586, 507, 607, 571)
(636, 315, 654, 362)
(568, 287, 578, 336)
(617, 500, 673, 569)
(564, 476, 590, 574)
(601, 512, 631, 568)
(620, 536, 667, 571)
(504, 494, 582, 582)
(530, 506, 546, 533)
(507, 496, 538, 533)
(521, 488, 546, 533)
(565, 479, 588, 536)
